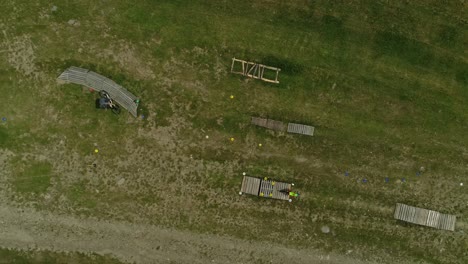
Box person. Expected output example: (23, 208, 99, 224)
(100, 98, 111, 108)
(289, 191, 299, 197)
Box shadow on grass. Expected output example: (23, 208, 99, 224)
(374, 31, 435, 67)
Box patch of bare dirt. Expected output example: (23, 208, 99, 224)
(98, 41, 156, 80)
(1, 32, 37, 77)
(0, 204, 372, 264)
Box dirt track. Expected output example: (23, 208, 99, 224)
(0, 205, 372, 264)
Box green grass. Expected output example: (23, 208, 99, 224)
(0, 127, 9, 147)
(1, 0, 467, 263)
(0, 247, 123, 264)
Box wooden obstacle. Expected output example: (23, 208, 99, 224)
(58, 66, 139, 117)
(251, 117, 286, 131)
(287, 123, 314, 136)
(394, 203, 456, 231)
(240, 176, 292, 201)
(231, 58, 281, 84)
(251, 117, 314, 136)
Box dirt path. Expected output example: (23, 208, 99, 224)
(0, 205, 371, 264)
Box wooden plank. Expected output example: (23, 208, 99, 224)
(251, 117, 286, 132)
(438, 214, 456, 231)
(259, 179, 273, 198)
(266, 119, 286, 131)
(426, 211, 440, 228)
(230, 57, 236, 73)
(287, 123, 314, 136)
(394, 203, 456, 231)
(240, 176, 261, 196)
(251, 117, 268, 127)
(272, 181, 290, 200)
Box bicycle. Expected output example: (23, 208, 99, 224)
(96, 90, 121, 115)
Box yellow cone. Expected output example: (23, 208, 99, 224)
(94, 149, 99, 153)
(230, 137, 235, 142)
(230, 95, 234, 99)
(258, 143, 262, 147)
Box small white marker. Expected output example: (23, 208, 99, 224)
(239, 192, 242, 195)
(461, 183, 464, 186)
(242, 172, 246, 176)
(205, 135, 209, 139)
(291, 183, 295, 186)
(288, 199, 292, 202)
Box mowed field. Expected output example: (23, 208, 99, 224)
(0, 0, 467, 263)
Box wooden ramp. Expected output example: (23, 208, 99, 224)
(58, 66, 139, 117)
(240, 176, 291, 201)
(251, 117, 286, 131)
(251, 117, 314, 136)
(287, 123, 314, 136)
(394, 203, 456, 231)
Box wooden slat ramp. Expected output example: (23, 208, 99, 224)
(240, 176, 261, 196)
(240, 176, 291, 201)
(251, 117, 286, 131)
(251, 117, 314, 136)
(58, 66, 139, 117)
(287, 123, 314, 136)
(394, 203, 456, 231)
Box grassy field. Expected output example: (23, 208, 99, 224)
(0, 248, 122, 264)
(0, 0, 467, 263)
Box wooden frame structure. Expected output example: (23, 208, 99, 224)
(394, 203, 456, 231)
(240, 176, 292, 201)
(231, 58, 281, 84)
(58, 66, 139, 117)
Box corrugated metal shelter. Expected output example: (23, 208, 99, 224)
(394, 203, 456, 231)
(58, 66, 139, 117)
(240, 176, 291, 201)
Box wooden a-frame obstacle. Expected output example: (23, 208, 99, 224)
(230, 58, 281, 84)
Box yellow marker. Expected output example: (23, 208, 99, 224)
(272, 181, 275, 186)
(94, 149, 99, 153)
(269, 193, 273, 197)
(258, 143, 262, 147)
(230, 95, 234, 99)
(230, 137, 235, 142)
(260, 192, 264, 197)
(264, 177, 268, 181)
